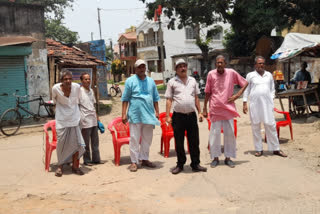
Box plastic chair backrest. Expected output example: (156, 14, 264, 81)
(159, 112, 173, 132)
(108, 117, 130, 139)
(274, 108, 291, 123)
(43, 120, 57, 144)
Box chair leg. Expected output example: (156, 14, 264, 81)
(164, 136, 171, 158)
(234, 120, 238, 138)
(289, 125, 293, 140)
(45, 146, 52, 172)
(115, 146, 121, 166)
(160, 136, 163, 154)
(276, 126, 280, 139)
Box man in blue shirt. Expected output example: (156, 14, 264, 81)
(291, 62, 311, 84)
(121, 59, 160, 172)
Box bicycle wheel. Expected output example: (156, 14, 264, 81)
(0, 109, 21, 136)
(117, 88, 122, 97)
(109, 87, 117, 97)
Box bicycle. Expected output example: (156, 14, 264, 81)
(0, 90, 55, 136)
(109, 83, 122, 97)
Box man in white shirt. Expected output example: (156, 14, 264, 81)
(79, 73, 101, 166)
(243, 56, 287, 158)
(52, 71, 86, 177)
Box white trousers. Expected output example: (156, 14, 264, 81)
(251, 122, 280, 152)
(209, 119, 236, 159)
(129, 123, 154, 164)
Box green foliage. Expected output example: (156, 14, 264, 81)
(157, 84, 166, 91)
(141, 0, 320, 57)
(111, 59, 125, 75)
(14, 0, 75, 20)
(17, 0, 78, 44)
(45, 19, 79, 44)
(105, 45, 114, 61)
(140, 0, 223, 74)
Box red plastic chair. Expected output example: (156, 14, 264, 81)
(107, 117, 130, 166)
(274, 108, 293, 140)
(43, 120, 57, 172)
(159, 112, 189, 158)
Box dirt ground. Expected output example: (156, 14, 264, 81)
(0, 91, 320, 214)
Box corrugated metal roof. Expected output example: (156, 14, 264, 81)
(0, 36, 36, 47)
(46, 38, 106, 66)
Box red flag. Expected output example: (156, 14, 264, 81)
(154, 9, 158, 21)
(157, 5, 162, 15)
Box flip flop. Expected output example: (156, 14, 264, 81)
(273, 150, 287, 157)
(129, 163, 138, 172)
(141, 160, 156, 168)
(255, 151, 263, 157)
(55, 168, 63, 177)
(72, 167, 84, 175)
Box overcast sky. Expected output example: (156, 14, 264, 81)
(64, 0, 151, 44)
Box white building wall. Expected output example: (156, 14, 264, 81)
(136, 16, 231, 81)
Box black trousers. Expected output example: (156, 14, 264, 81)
(172, 111, 200, 169)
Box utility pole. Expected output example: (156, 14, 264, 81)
(97, 8, 102, 40)
(157, 15, 166, 85)
(109, 39, 113, 60)
(91, 32, 94, 41)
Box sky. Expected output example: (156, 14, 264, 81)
(64, 0, 151, 45)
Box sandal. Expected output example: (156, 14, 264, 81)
(129, 163, 138, 172)
(273, 150, 287, 158)
(141, 160, 156, 168)
(55, 168, 63, 177)
(72, 167, 84, 175)
(255, 151, 263, 157)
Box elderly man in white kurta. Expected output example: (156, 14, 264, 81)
(243, 56, 287, 157)
(52, 71, 86, 177)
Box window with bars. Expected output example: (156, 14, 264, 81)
(185, 27, 197, 40)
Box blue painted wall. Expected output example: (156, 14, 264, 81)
(88, 40, 108, 99)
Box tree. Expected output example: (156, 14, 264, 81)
(45, 19, 79, 44)
(141, 0, 320, 58)
(111, 59, 125, 82)
(207, 0, 320, 57)
(8, 0, 74, 19)
(140, 0, 224, 75)
(14, 0, 79, 44)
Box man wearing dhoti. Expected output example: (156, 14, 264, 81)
(52, 71, 86, 177)
(203, 55, 248, 168)
(243, 56, 287, 158)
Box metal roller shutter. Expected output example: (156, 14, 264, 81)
(0, 56, 28, 115)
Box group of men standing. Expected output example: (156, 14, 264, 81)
(52, 55, 288, 177)
(52, 71, 102, 177)
(121, 56, 287, 174)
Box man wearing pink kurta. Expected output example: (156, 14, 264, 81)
(203, 55, 248, 168)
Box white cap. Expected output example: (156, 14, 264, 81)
(135, 59, 146, 68)
(175, 58, 187, 68)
